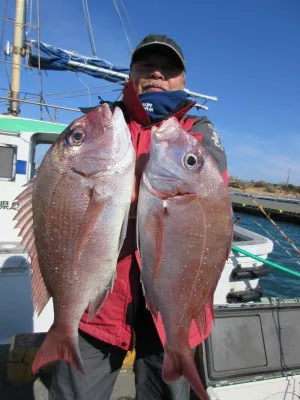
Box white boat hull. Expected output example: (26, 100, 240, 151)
(0, 224, 273, 344)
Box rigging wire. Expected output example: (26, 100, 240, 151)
(38, 88, 121, 102)
(36, 0, 53, 121)
(119, 0, 139, 44)
(0, 89, 122, 108)
(0, 80, 126, 107)
(0, 0, 9, 56)
(112, 0, 133, 53)
(0, 17, 37, 28)
(36, 0, 43, 119)
(0, 0, 11, 91)
(75, 72, 92, 106)
(81, 0, 97, 57)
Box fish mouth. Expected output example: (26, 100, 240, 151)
(70, 167, 90, 178)
(70, 166, 107, 178)
(142, 174, 195, 201)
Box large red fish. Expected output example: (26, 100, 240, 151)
(137, 117, 233, 399)
(12, 104, 135, 374)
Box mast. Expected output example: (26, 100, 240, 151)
(8, 0, 25, 116)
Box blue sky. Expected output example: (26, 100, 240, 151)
(1, 0, 300, 185)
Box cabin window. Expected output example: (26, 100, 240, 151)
(30, 132, 59, 178)
(32, 143, 53, 177)
(0, 144, 17, 181)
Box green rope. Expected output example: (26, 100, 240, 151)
(232, 245, 300, 279)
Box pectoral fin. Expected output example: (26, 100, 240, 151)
(71, 187, 106, 271)
(138, 200, 166, 319)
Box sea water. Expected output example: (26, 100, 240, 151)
(235, 212, 300, 298)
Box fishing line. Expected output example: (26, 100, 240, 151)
(253, 220, 300, 267)
(231, 178, 300, 256)
(261, 392, 300, 400)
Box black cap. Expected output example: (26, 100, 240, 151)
(131, 34, 186, 71)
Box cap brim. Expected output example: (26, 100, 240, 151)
(131, 43, 185, 71)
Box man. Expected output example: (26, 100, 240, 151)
(49, 34, 228, 400)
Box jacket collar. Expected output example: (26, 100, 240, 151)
(122, 80, 196, 127)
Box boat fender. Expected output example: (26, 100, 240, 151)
(231, 265, 270, 281)
(226, 287, 264, 303)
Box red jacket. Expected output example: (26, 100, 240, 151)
(79, 81, 228, 351)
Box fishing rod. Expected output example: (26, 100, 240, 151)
(232, 245, 300, 279)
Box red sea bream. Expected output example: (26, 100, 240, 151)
(12, 104, 135, 374)
(137, 117, 233, 399)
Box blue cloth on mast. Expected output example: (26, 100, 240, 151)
(28, 41, 130, 84)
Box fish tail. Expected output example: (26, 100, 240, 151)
(32, 325, 84, 375)
(163, 344, 208, 400)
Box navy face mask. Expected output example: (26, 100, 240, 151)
(139, 90, 188, 121)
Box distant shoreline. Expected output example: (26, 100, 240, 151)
(228, 186, 300, 200)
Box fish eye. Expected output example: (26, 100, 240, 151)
(186, 155, 197, 166)
(184, 153, 204, 170)
(67, 128, 86, 146)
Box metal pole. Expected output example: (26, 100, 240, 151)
(1, 96, 82, 112)
(287, 168, 291, 185)
(8, 0, 25, 116)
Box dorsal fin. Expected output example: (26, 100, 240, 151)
(13, 180, 50, 315)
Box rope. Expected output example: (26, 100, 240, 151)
(81, 0, 97, 57)
(25, 0, 33, 37)
(112, 0, 133, 53)
(232, 178, 300, 256)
